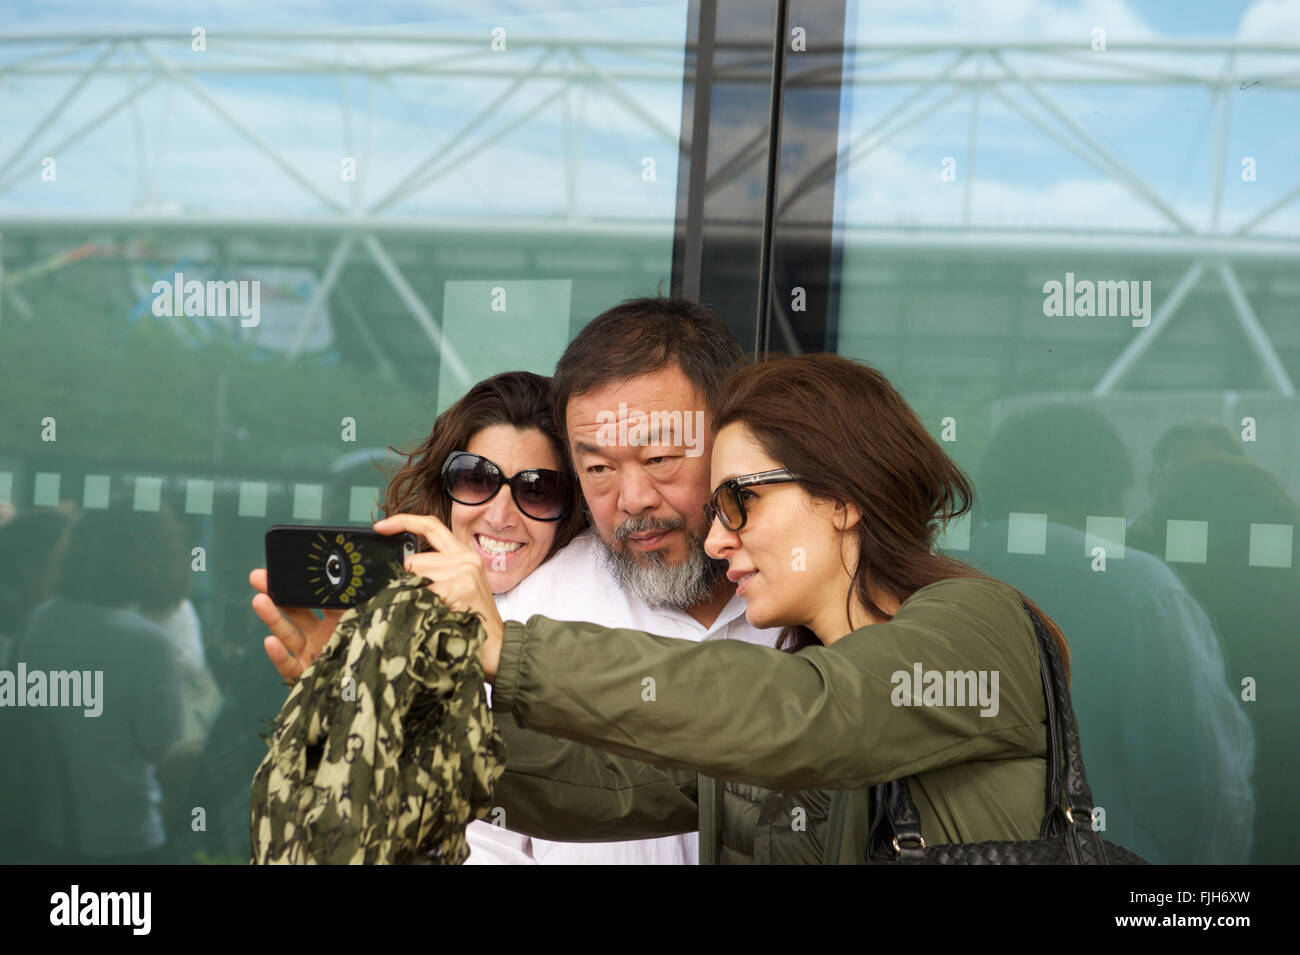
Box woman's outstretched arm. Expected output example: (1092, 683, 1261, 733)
(494, 577, 1047, 793)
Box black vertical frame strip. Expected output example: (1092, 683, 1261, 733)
(755, 0, 790, 359)
(764, 0, 848, 356)
(672, 0, 782, 355)
(678, 0, 717, 301)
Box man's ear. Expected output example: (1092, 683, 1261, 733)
(832, 500, 862, 532)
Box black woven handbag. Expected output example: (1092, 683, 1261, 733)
(866, 600, 1149, 864)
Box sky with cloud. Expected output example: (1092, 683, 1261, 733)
(831, 0, 1300, 236)
(0, 0, 1297, 237)
(0, 2, 690, 224)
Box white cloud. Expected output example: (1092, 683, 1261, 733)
(849, 0, 1158, 42)
(1238, 0, 1300, 37)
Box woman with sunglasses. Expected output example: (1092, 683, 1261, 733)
(254, 370, 584, 864)
(385, 376, 585, 596)
(396, 353, 1075, 864)
(255, 369, 585, 684)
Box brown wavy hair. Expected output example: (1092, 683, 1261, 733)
(381, 371, 587, 557)
(711, 353, 1070, 677)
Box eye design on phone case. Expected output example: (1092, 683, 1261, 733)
(266, 525, 418, 609)
(307, 532, 372, 605)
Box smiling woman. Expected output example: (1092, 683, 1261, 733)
(255, 371, 587, 690)
(382, 371, 587, 595)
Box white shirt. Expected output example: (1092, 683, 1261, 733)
(465, 529, 779, 865)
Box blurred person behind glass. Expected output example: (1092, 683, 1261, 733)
(0, 506, 73, 862)
(17, 499, 185, 864)
(1129, 448, 1299, 864)
(0, 508, 73, 668)
(968, 404, 1254, 865)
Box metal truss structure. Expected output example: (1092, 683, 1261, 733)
(774, 39, 1300, 397)
(1, 32, 1298, 395)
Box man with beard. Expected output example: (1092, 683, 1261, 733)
(464, 296, 780, 864)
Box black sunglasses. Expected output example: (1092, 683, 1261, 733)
(441, 451, 573, 522)
(704, 468, 801, 532)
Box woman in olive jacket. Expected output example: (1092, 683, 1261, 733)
(384, 354, 1073, 864)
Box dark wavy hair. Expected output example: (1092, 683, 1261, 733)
(381, 371, 587, 557)
(711, 353, 1070, 676)
(55, 500, 189, 613)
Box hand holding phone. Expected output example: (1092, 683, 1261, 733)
(251, 566, 341, 687)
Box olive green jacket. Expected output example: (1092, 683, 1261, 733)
(489, 576, 1050, 864)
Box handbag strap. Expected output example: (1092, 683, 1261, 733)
(1032, 601, 1114, 862)
(872, 598, 1107, 859)
(1028, 600, 1066, 835)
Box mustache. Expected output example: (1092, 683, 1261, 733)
(613, 515, 684, 543)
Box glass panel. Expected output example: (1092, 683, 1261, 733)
(820, 1, 1297, 863)
(0, 0, 690, 863)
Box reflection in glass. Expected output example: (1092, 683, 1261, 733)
(823, 0, 1299, 863)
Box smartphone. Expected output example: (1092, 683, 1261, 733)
(265, 525, 419, 609)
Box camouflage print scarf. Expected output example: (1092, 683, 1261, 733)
(250, 573, 505, 864)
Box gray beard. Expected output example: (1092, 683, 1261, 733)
(597, 515, 727, 610)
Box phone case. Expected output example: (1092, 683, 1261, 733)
(265, 525, 419, 609)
